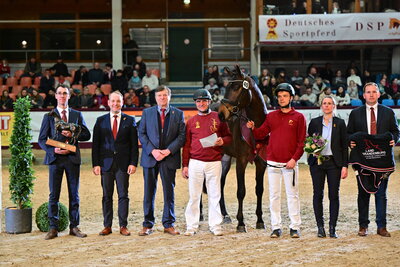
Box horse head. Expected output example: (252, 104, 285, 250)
(218, 65, 267, 126)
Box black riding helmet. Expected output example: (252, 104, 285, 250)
(275, 83, 295, 97)
(193, 89, 212, 100)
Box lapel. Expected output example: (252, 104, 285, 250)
(331, 117, 338, 148)
(117, 113, 127, 139)
(376, 104, 383, 131)
(152, 106, 160, 136)
(68, 108, 76, 123)
(317, 116, 323, 136)
(105, 113, 113, 139)
(360, 106, 368, 132)
(165, 105, 173, 137)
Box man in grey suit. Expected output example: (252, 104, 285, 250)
(347, 82, 399, 237)
(138, 86, 186, 236)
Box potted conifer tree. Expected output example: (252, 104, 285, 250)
(5, 97, 35, 233)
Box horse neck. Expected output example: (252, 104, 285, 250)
(246, 86, 267, 127)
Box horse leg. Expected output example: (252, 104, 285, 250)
(236, 158, 248, 233)
(255, 158, 266, 229)
(220, 154, 232, 223)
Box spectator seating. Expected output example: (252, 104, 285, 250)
(397, 99, 400, 106)
(382, 99, 394, 106)
(14, 69, 24, 79)
(9, 93, 16, 100)
(351, 99, 363, 106)
(0, 85, 8, 94)
(11, 85, 23, 95)
(66, 76, 74, 84)
(0, 77, 2, 85)
(150, 68, 160, 78)
(70, 69, 76, 81)
(100, 84, 112, 95)
(20, 77, 32, 87)
(71, 84, 83, 92)
(87, 84, 97, 95)
(34, 76, 41, 87)
(6, 77, 17, 88)
(39, 93, 46, 100)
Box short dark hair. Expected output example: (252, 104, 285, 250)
(155, 85, 171, 96)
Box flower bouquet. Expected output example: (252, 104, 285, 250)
(304, 133, 328, 165)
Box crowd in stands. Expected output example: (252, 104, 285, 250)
(0, 54, 160, 110)
(202, 62, 400, 108)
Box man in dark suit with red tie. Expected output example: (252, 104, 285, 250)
(38, 85, 91, 240)
(92, 91, 139, 236)
(347, 82, 399, 237)
(138, 85, 186, 236)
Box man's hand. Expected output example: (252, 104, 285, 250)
(127, 165, 136, 175)
(61, 130, 72, 138)
(286, 158, 296, 169)
(93, 166, 101, 175)
(246, 120, 255, 130)
(214, 137, 224, 146)
(182, 167, 189, 179)
(160, 149, 171, 158)
(350, 141, 356, 148)
(390, 140, 395, 147)
(55, 147, 70, 155)
(152, 149, 166, 161)
(341, 167, 348, 179)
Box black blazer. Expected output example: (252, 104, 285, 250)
(347, 104, 400, 143)
(307, 116, 348, 168)
(92, 112, 139, 172)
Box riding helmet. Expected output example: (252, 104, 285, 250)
(274, 83, 295, 97)
(193, 89, 212, 100)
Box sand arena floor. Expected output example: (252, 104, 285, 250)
(1, 149, 400, 266)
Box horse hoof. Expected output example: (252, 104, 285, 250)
(223, 215, 232, 224)
(236, 225, 247, 233)
(256, 223, 266, 229)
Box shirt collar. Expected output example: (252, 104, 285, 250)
(366, 102, 378, 110)
(57, 106, 68, 114)
(157, 105, 170, 114)
(110, 111, 122, 118)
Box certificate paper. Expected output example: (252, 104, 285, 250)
(199, 133, 218, 148)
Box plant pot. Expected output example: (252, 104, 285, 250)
(5, 207, 32, 234)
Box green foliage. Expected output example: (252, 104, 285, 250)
(9, 97, 35, 209)
(35, 202, 69, 232)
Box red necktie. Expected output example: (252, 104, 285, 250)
(160, 108, 166, 129)
(112, 115, 118, 139)
(370, 107, 377, 135)
(61, 110, 67, 122)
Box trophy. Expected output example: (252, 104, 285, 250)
(45, 110, 82, 152)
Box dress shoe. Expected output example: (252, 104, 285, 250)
(317, 226, 326, 238)
(164, 227, 180, 236)
(358, 227, 368, 237)
(99, 227, 112, 236)
(377, 227, 391, 237)
(120, 227, 131, 236)
(329, 226, 338, 238)
(138, 227, 153, 236)
(70, 227, 87, 238)
(290, 228, 300, 238)
(270, 229, 282, 238)
(45, 228, 58, 240)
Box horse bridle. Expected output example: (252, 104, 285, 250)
(220, 78, 252, 121)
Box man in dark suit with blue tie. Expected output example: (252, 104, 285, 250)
(38, 85, 91, 240)
(138, 85, 186, 236)
(347, 82, 399, 237)
(92, 91, 139, 236)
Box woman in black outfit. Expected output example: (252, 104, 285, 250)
(307, 95, 348, 238)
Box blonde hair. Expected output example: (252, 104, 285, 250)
(320, 95, 337, 115)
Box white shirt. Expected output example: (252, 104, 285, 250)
(57, 106, 69, 122)
(110, 111, 121, 132)
(366, 103, 378, 135)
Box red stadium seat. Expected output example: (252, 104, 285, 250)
(9, 93, 16, 100)
(20, 77, 32, 87)
(14, 69, 24, 79)
(151, 68, 160, 78)
(87, 84, 97, 95)
(100, 84, 112, 95)
(11, 85, 23, 95)
(0, 85, 8, 94)
(6, 77, 17, 87)
(0, 77, 2, 85)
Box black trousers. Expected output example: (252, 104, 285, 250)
(310, 158, 341, 227)
(101, 161, 130, 228)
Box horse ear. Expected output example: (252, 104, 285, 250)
(235, 65, 242, 77)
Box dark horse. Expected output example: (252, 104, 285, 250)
(217, 65, 268, 232)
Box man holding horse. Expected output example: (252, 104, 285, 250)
(38, 85, 91, 240)
(182, 89, 232, 236)
(247, 83, 306, 238)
